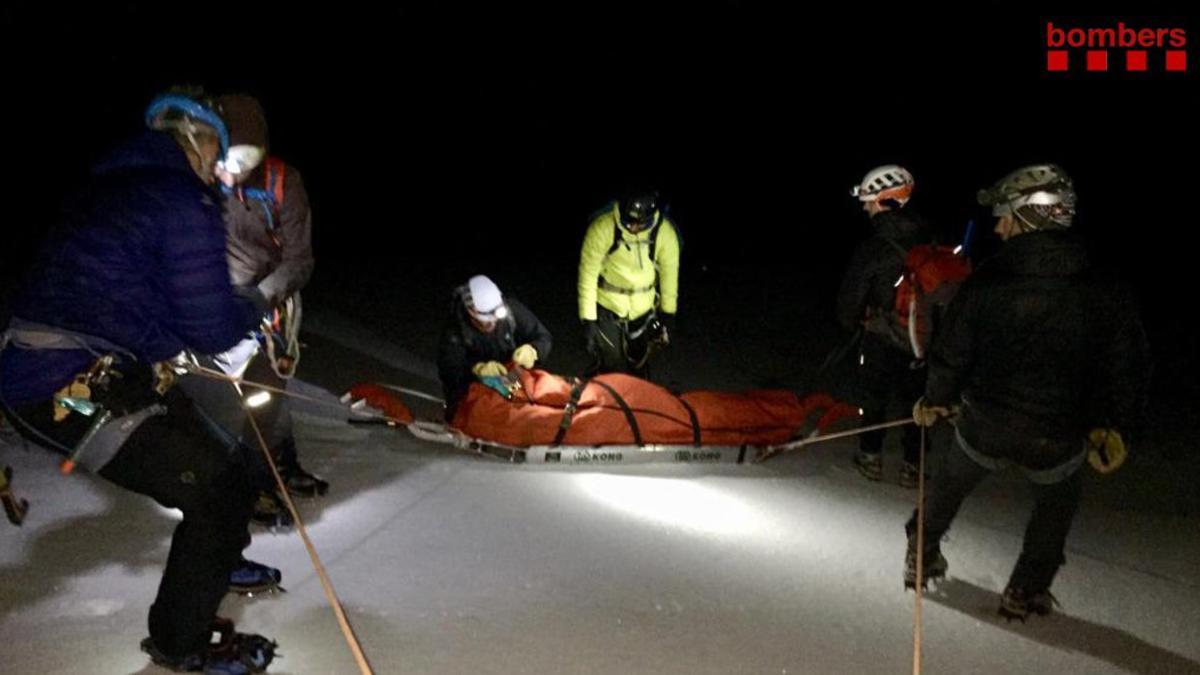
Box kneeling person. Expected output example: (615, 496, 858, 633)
(437, 275, 552, 419)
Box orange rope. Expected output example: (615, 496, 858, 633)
(222, 375, 375, 674)
(912, 425, 927, 675)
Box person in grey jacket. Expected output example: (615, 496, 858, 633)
(182, 94, 324, 526)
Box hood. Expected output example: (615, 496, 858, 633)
(219, 94, 269, 151)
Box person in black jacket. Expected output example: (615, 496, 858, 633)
(837, 165, 931, 487)
(437, 275, 553, 420)
(905, 164, 1150, 621)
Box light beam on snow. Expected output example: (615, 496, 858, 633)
(574, 474, 766, 537)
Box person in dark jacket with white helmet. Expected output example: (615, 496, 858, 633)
(0, 89, 278, 672)
(837, 164, 932, 487)
(438, 275, 553, 420)
(904, 164, 1150, 621)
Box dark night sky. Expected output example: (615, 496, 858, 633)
(1, 3, 1196, 393)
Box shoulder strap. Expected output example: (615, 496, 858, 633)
(607, 221, 623, 256)
(648, 219, 661, 263)
(607, 215, 666, 261)
(264, 157, 286, 208)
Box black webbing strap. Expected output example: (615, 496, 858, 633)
(676, 396, 701, 447)
(590, 379, 643, 447)
(552, 377, 590, 446)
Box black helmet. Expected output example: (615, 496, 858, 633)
(619, 191, 660, 231)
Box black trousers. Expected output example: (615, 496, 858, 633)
(857, 334, 925, 464)
(588, 306, 660, 380)
(906, 433, 1084, 593)
(181, 346, 299, 488)
(7, 370, 255, 659)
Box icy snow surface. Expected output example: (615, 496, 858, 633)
(2, 313, 1198, 675)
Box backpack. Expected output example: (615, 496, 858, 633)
(885, 239, 972, 358)
(227, 156, 286, 240)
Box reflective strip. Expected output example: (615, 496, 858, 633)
(599, 277, 656, 295)
(2, 317, 135, 359)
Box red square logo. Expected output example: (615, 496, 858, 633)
(1047, 50, 1069, 71)
(1166, 50, 1187, 72)
(1125, 51, 1148, 71)
(1086, 50, 1109, 71)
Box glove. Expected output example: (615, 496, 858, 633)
(1087, 428, 1127, 474)
(912, 397, 954, 427)
(512, 344, 538, 370)
(471, 361, 508, 378)
(478, 375, 513, 400)
(582, 320, 601, 357)
(657, 313, 676, 345)
(234, 285, 271, 314)
(52, 375, 92, 423)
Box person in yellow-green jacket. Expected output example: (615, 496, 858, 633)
(578, 190, 681, 379)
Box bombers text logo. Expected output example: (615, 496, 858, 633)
(1045, 21, 1187, 72)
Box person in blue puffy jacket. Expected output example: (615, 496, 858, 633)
(0, 89, 278, 673)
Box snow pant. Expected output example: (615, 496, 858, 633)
(179, 339, 300, 489)
(856, 333, 925, 464)
(587, 306, 661, 380)
(5, 366, 255, 659)
(906, 429, 1085, 593)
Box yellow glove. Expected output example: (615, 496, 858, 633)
(1087, 428, 1126, 474)
(912, 397, 953, 427)
(511, 344, 538, 370)
(472, 361, 508, 378)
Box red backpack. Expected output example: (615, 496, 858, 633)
(232, 156, 287, 245)
(886, 241, 972, 358)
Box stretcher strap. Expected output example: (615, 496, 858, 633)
(676, 396, 701, 447)
(552, 377, 589, 446)
(590, 379, 643, 446)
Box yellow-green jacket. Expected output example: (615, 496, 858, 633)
(577, 203, 680, 321)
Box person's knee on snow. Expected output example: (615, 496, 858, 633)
(437, 274, 553, 418)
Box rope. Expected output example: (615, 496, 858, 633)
(911, 425, 928, 675)
(222, 373, 375, 674)
(754, 418, 913, 462)
(263, 294, 302, 379)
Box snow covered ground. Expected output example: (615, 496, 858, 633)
(2, 307, 1198, 674)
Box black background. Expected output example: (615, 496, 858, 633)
(1, 3, 1195, 395)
